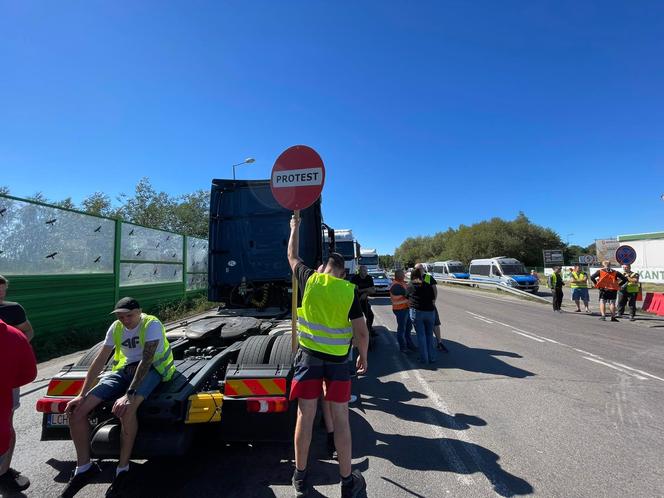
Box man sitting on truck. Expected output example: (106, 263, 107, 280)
(288, 214, 369, 498)
(60, 298, 175, 498)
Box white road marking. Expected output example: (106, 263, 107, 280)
(462, 309, 664, 383)
(510, 330, 546, 343)
(583, 357, 648, 380)
(472, 316, 494, 324)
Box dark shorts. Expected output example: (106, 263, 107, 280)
(88, 366, 162, 402)
(434, 307, 441, 326)
(289, 349, 351, 403)
(571, 288, 590, 302)
(598, 289, 618, 302)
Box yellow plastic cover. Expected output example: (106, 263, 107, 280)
(185, 392, 223, 424)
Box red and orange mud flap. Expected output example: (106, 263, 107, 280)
(218, 364, 295, 442)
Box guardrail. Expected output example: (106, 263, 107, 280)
(437, 277, 551, 304)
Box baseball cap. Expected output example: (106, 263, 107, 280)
(111, 297, 141, 314)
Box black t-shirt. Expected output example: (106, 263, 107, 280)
(407, 282, 436, 311)
(295, 263, 363, 362)
(0, 301, 27, 327)
(349, 274, 375, 291)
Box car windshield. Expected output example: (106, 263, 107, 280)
(500, 264, 527, 276)
(448, 264, 466, 273)
(336, 241, 356, 261)
(360, 255, 379, 266)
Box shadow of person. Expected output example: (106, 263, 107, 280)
(439, 340, 534, 378)
(349, 412, 533, 497)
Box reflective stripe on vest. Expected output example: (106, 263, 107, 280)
(112, 314, 175, 381)
(570, 272, 588, 289)
(596, 270, 619, 291)
(625, 272, 640, 293)
(297, 272, 354, 357)
(389, 281, 409, 310)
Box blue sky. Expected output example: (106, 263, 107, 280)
(1, 1, 663, 254)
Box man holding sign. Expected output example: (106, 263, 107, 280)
(287, 216, 369, 497)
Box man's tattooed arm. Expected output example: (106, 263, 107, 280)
(128, 339, 159, 392)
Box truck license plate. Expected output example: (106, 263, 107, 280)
(48, 413, 69, 427)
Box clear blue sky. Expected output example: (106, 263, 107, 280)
(1, 1, 663, 254)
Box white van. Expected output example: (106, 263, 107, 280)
(432, 260, 470, 279)
(468, 257, 539, 293)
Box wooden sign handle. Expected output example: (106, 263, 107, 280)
(291, 210, 300, 352)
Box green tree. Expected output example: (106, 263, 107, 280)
(378, 254, 394, 270)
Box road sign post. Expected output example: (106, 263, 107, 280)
(270, 145, 326, 352)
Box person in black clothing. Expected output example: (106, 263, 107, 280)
(350, 266, 376, 335)
(407, 268, 438, 364)
(547, 267, 564, 312)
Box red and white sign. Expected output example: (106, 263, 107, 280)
(270, 145, 325, 211)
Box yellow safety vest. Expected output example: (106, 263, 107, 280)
(423, 274, 432, 284)
(297, 273, 354, 357)
(112, 314, 175, 381)
(624, 272, 640, 293)
(570, 272, 588, 289)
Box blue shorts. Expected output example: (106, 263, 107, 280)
(88, 366, 162, 401)
(571, 288, 590, 302)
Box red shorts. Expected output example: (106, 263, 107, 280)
(289, 349, 351, 403)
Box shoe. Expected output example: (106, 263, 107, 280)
(585, 309, 591, 314)
(0, 468, 30, 492)
(617, 314, 623, 318)
(630, 316, 636, 322)
(292, 469, 310, 498)
(611, 317, 619, 322)
(341, 470, 367, 498)
(574, 309, 581, 313)
(599, 316, 606, 321)
(60, 463, 101, 498)
(105, 470, 131, 498)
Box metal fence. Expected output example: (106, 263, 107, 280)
(0, 194, 208, 341)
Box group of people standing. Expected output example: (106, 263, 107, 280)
(389, 263, 448, 364)
(547, 261, 641, 321)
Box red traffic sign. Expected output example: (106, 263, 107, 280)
(615, 245, 637, 265)
(270, 145, 325, 211)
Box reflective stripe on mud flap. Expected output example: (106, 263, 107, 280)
(225, 378, 287, 397)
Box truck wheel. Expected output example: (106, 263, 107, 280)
(237, 335, 277, 365)
(268, 333, 296, 366)
(74, 341, 108, 368)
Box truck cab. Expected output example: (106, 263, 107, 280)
(359, 248, 379, 271)
(330, 229, 361, 278)
(36, 179, 327, 457)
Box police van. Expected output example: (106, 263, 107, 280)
(432, 260, 470, 279)
(468, 257, 539, 293)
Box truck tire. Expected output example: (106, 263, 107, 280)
(74, 341, 108, 368)
(237, 335, 277, 365)
(268, 333, 296, 366)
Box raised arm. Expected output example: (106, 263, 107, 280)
(288, 213, 303, 272)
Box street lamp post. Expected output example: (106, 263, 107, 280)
(232, 157, 255, 180)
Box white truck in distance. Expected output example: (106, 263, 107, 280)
(330, 229, 361, 277)
(359, 248, 379, 271)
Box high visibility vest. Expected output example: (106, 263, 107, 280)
(549, 272, 560, 288)
(297, 273, 354, 357)
(624, 272, 640, 293)
(112, 314, 175, 381)
(389, 281, 409, 311)
(596, 270, 619, 291)
(570, 272, 588, 289)
(423, 273, 433, 284)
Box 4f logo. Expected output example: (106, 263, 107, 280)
(121, 337, 140, 348)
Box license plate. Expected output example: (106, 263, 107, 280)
(48, 413, 69, 427)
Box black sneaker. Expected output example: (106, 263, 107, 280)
(610, 317, 619, 322)
(105, 471, 131, 498)
(341, 470, 366, 498)
(0, 468, 30, 492)
(292, 469, 310, 498)
(630, 316, 636, 322)
(599, 316, 606, 321)
(60, 463, 101, 498)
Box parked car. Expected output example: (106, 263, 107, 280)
(369, 270, 392, 295)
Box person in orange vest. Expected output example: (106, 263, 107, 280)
(590, 260, 628, 322)
(390, 269, 417, 353)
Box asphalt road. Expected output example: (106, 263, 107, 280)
(6, 286, 664, 497)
